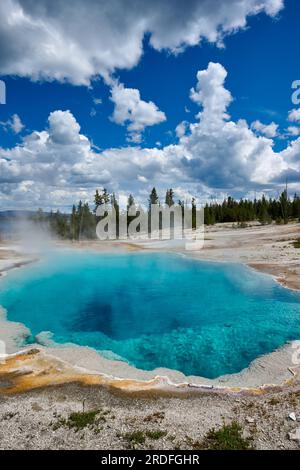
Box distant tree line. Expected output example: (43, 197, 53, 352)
(30, 188, 300, 240)
(203, 190, 300, 225)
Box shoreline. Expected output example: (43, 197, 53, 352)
(1, 222, 300, 395)
(1, 340, 298, 396)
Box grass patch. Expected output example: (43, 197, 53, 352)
(122, 428, 167, 448)
(66, 410, 100, 431)
(293, 237, 300, 248)
(191, 422, 253, 450)
(146, 430, 167, 440)
(123, 430, 146, 447)
(52, 409, 109, 432)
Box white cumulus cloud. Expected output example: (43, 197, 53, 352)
(287, 126, 300, 137)
(0, 0, 284, 85)
(190, 62, 233, 125)
(0, 114, 25, 134)
(288, 109, 300, 122)
(175, 121, 189, 138)
(251, 120, 278, 138)
(110, 82, 166, 142)
(3, 62, 300, 211)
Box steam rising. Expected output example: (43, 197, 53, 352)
(1, 216, 55, 254)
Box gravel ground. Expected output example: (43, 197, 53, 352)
(1, 382, 300, 450)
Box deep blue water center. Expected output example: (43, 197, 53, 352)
(1, 251, 300, 379)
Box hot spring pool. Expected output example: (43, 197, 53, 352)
(0, 251, 300, 379)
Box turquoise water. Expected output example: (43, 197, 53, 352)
(0, 251, 300, 378)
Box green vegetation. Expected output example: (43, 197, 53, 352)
(197, 421, 253, 450)
(28, 188, 300, 240)
(122, 428, 167, 448)
(52, 409, 109, 432)
(66, 410, 100, 431)
(122, 430, 146, 447)
(165, 188, 175, 207)
(203, 190, 300, 225)
(146, 430, 167, 440)
(293, 237, 300, 248)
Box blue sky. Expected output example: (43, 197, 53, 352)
(0, 0, 300, 210)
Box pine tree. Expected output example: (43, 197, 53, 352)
(127, 194, 136, 232)
(127, 194, 135, 209)
(148, 187, 159, 234)
(94, 189, 102, 212)
(111, 193, 119, 237)
(149, 187, 159, 208)
(70, 204, 78, 240)
(292, 193, 300, 219)
(258, 195, 271, 225)
(165, 188, 174, 207)
(103, 188, 110, 204)
(279, 189, 289, 224)
(192, 198, 197, 228)
(30, 187, 300, 240)
(77, 200, 84, 241)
